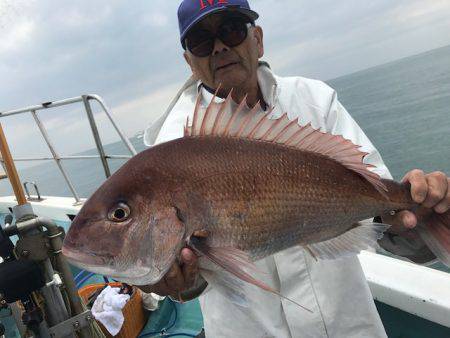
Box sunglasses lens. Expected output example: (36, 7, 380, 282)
(186, 18, 250, 57)
(218, 20, 248, 47)
(186, 30, 215, 57)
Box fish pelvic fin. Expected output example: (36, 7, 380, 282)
(184, 92, 388, 198)
(188, 236, 312, 313)
(305, 222, 390, 260)
(199, 265, 250, 308)
(416, 211, 450, 267)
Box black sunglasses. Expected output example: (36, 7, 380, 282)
(185, 17, 254, 57)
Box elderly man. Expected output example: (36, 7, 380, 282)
(142, 1, 450, 337)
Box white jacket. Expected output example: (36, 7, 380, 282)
(143, 65, 424, 338)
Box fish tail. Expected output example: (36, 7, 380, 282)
(381, 180, 450, 267)
(416, 211, 450, 267)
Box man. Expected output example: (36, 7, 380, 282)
(142, 1, 450, 337)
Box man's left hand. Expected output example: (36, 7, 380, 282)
(382, 169, 450, 234)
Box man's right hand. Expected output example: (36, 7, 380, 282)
(137, 248, 202, 300)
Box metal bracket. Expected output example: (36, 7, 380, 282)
(23, 181, 43, 201)
(15, 232, 50, 261)
(48, 310, 93, 337)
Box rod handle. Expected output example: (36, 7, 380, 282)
(0, 123, 27, 205)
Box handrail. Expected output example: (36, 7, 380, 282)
(11, 155, 133, 161)
(0, 95, 137, 204)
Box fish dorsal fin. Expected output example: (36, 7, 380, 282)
(185, 92, 387, 196)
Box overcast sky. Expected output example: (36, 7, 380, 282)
(1, 0, 450, 161)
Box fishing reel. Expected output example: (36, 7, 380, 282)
(0, 214, 48, 337)
(0, 215, 46, 304)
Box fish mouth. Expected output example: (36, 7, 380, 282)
(63, 248, 121, 278)
(62, 245, 114, 270)
(62, 245, 159, 285)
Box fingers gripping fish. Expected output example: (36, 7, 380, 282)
(62, 90, 450, 310)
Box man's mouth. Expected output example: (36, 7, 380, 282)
(215, 62, 239, 72)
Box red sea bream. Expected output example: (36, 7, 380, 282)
(62, 93, 450, 306)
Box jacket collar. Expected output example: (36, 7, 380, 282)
(144, 62, 279, 146)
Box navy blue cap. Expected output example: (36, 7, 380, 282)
(178, 0, 259, 48)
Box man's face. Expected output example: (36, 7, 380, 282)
(183, 13, 264, 92)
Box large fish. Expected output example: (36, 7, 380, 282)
(62, 92, 450, 306)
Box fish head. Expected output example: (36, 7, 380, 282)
(62, 163, 186, 285)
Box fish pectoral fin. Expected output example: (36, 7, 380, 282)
(200, 266, 249, 308)
(305, 221, 390, 260)
(188, 236, 312, 313)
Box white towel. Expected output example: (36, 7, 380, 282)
(141, 292, 165, 311)
(91, 286, 130, 336)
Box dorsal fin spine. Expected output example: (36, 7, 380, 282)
(285, 127, 306, 146)
(294, 124, 316, 147)
(247, 106, 272, 139)
(322, 139, 350, 155)
(235, 105, 259, 137)
(224, 94, 247, 136)
(200, 89, 219, 135)
(184, 116, 190, 136)
(261, 115, 284, 140)
(273, 119, 299, 143)
(191, 95, 202, 136)
(211, 90, 232, 135)
(329, 142, 362, 155)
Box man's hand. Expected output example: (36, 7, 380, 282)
(383, 170, 450, 234)
(137, 248, 199, 300)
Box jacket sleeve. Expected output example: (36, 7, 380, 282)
(324, 92, 436, 264)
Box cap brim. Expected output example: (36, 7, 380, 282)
(180, 7, 259, 48)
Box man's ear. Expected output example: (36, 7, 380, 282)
(184, 51, 194, 72)
(253, 26, 264, 58)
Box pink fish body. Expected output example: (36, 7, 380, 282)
(62, 93, 450, 304)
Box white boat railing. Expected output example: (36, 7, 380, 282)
(0, 95, 137, 204)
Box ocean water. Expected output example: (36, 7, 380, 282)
(327, 44, 450, 180)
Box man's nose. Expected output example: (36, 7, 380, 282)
(212, 37, 229, 55)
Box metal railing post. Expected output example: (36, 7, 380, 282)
(30, 110, 81, 203)
(81, 95, 111, 178)
(88, 95, 137, 156)
(0, 94, 138, 203)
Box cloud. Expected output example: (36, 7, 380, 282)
(256, 0, 450, 79)
(111, 80, 185, 133)
(0, 0, 36, 57)
(0, 20, 35, 54)
(0, 0, 449, 155)
(391, 0, 450, 24)
(143, 12, 169, 28)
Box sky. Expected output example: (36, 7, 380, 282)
(1, 0, 450, 161)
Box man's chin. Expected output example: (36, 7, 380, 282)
(214, 68, 247, 88)
(214, 77, 246, 93)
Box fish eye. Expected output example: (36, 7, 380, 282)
(108, 203, 131, 222)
